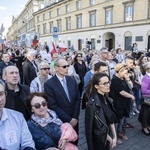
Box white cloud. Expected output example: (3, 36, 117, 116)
(0, 6, 7, 10)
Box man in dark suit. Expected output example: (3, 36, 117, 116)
(44, 58, 80, 142)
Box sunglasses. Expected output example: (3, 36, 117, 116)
(40, 68, 50, 70)
(77, 56, 82, 57)
(58, 65, 69, 68)
(32, 101, 47, 109)
(37, 56, 41, 58)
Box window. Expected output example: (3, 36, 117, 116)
(66, 4, 70, 13)
(76, 15, 82, 29)
(50, 0, 55, 4)
(90, 0, 95, 5)
(37, 16, 40, 22)
(57, 19, 61, 32)
(49, 11, 52, 19)
(43, 14, 46, 20)
(49, 21, 53, 33)
(57, 8, 60, 16)
(76, 1, 81, 10)
(66, 17, 71, 30)
(105, 8, 112, 24)
(125, 5, 133, 21)
(37, 25, 40, 33)
(43, 23, 47, 34)
(89, 11, 96, 27)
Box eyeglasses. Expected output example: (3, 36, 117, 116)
(0, 91, 5, 97)
(32, 101, 47, 109)
(40, 68, 50, 70)
(58, 65, 69, 68)
(99, 81, 111, 86)
(101, 52, 108, 54)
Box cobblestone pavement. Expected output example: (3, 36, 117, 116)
(78, 108, 150, 150)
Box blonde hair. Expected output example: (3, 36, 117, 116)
(38, 62, 50, 70)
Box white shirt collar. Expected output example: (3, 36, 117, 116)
(56, 74, 66, 82)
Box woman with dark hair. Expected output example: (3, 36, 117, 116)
(73, 53, 87, 95)
(138, 55, 148, 76)
(85, 73, 118, 150)
(27, 92, 78, 150)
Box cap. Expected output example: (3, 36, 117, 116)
(114, 63, 127, 72)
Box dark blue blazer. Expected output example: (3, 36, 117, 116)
(44, 75, 81, 122)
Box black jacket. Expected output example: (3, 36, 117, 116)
(85, 93, 117, 150)
(22, 59, 37, 86)
(5, 84, 31, 121)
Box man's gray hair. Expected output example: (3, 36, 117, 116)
(26, 50, 35, 58)
(2, 65, 16, 76)
(54, 57, 66, 67)
(98, 47, 108, 56)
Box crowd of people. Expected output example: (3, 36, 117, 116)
(0, 44, 150, 150)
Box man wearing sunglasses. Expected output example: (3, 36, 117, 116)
(44, 58, 80, 145)
(0, 81, 35, 150)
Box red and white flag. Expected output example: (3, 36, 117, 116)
(49, 41, 57, 56)
(58, 42, 67, 52)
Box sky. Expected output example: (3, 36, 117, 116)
(0, 0, 28, 37)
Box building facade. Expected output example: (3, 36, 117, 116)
(7, 0, 150, 51)
(7, 0, 44, 46)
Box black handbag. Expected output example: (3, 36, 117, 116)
(143, 97, 150, 105)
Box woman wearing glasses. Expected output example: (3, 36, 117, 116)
(138, 62, 150, 136)
(27, 92, 78, 150)
(85, 73, 118, 150)
(30, 62, 52, 92)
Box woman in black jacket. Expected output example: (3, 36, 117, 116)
(85, 73, 118, 150)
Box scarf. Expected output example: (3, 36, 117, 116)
(31, 109, 63, 125)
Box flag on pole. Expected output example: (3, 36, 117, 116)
(58, 42, 67, 52)
(49, 41, 57, 56)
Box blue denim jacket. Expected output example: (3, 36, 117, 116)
(28, 120, 61, 150)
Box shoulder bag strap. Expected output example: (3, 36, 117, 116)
(31, 119, 58, 145)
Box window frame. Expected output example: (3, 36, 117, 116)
(89, 10, 96, 27)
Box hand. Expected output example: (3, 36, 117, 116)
(111, 137, 117, 148)
(70, 118, 78, 127)
(58, 139, 67, 150)
(130, 95, 135, 100)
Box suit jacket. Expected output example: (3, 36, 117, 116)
(44, 75, 80, 123)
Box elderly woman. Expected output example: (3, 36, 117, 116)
(110, 63, 135, 142)
(85, 73, 118, 150)
(138, 62, 150, 136)
(27, 92, 78, 150)
(30, 62, 52, 92)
